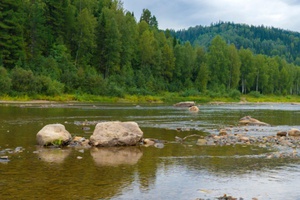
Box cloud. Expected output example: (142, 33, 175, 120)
(122, 0, 300, 32)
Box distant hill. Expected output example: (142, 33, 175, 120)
(172, 21, 300, 64)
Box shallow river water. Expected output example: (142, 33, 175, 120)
(1, 102, 300, 199)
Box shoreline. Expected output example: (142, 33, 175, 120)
(1, 93, 300, 105)
(0, 99, 300, 105)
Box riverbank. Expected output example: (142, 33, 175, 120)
(1, 93, 300, 104)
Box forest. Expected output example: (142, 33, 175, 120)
(1, 0, 300, 100)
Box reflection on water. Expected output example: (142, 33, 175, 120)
(1, 103, 300, 199)
(36, 147, 72, 164)
(91, 147, 143, 166)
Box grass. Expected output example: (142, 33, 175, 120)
(1, 93, 300, 104)
(243, 94, 300, 103)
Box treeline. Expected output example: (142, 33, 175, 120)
(173, 21, 300, 65)
(0, 1, 300, 98)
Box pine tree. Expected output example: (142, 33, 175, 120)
(23, 0, 48, 62)
(0, 0, 25, 68)
(95, 7, 121, 78)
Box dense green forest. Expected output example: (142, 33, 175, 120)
(173, 21, 300, 65)
(1, 0, 300, 99)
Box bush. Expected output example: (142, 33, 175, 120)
(11, 67, 37, 94)
(106, 82, 125, 97)
(30, 75, 65, 96)
(248, 91, 263, 98)
(180, 89, 200, 97)
(47, 80, 64, 96)
(228, 89, 241, 100)
(77, 67, 106, 95)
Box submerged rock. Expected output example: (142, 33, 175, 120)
(36, 124, 72, 146)
(89, 121, 143, 147)
(154, 143, 164, 148)
(196, 139, 207, 146)
(174, 101, 195, 107)
(239, 116, 270, 126)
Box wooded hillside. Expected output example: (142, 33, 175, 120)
(173, 21, 300, 65)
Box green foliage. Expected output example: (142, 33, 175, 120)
(249, 91, 263, 98)
(106, 81, 125, 97)
(0, 66, 11, 94)
(35, 76, 64, 96)
(174, 21, 300, 64)
(77, 67, 105, 95)
(11, 68, 37, 94)
(0, 0, 25, 68)
(50, 139, 63, 147)
(2, 2, 300, 100)
(228, 89, 241, 100)
(180, 89, 201, 97)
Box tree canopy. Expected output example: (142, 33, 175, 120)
(1, 1, 300, 98)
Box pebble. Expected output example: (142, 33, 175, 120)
(78, 149, 84, 153)
(154, 143, 164, 149)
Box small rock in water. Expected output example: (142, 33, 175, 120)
(0, 156, 9, 162)
(143, 138, 155, 145)
(78, 149, 84, 153)
(82, 127, 90, 131)
(154, 143, 164, 149)
(14, 147, 23, 153)
(197, 139, 207, 146)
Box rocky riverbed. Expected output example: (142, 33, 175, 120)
(171, 116, 300, 159)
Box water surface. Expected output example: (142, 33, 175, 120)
(0, 103, 300, 199)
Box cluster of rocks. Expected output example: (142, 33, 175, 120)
(142, 138, 165, 148)
(196, 116, 300, 148)
(36, 101, 202, 148)
(174, 101, 199, 112)
(0, 146, 24, 163)
(192, 116, 300, 159)
(36, 121, 144, 148)
(196, 133, 300, 148)
(196, 194, 252, 200)
(35, 114, 300, 161)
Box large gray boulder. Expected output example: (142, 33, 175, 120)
(36, 124, 72, 146)
(89, 121, 143, 147)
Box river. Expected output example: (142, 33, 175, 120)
(0, 102, 300, 199)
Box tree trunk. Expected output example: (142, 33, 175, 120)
(256, 72, 259, 92)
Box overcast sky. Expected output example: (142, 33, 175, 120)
(122, 0, 300, 32)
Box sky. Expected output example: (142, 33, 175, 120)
(122, 0, 300, 32)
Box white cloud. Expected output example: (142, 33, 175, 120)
(122, 0, 300, 32)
